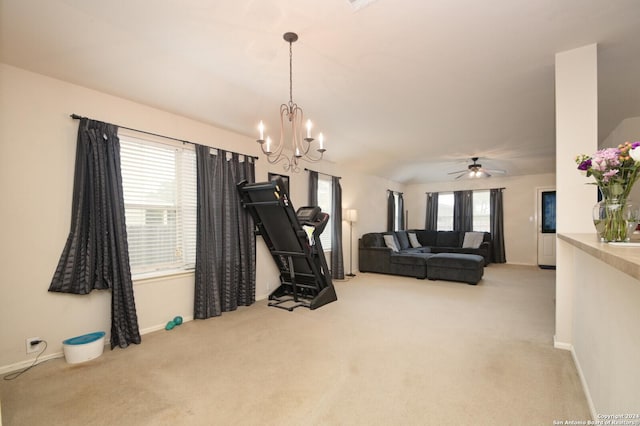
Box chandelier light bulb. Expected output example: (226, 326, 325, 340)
(266, 136, 272, 154)
(258, 121, 265, 141)
(306, 120, 312, 139)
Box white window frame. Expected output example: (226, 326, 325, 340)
(472, 190, 491, 232)
(436, 192, 454, 231)
(316, 174, 333, 251)
(390, 192, 402, 232)
(119, 132, 197, 278)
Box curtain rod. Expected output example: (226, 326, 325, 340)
(387, 189, 403, 195)
(70, 114, 259, 160)
(425, 187, 506, 194)
(304, 168, 341, 179)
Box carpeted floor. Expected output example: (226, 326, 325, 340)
(0, 264, 591, 426)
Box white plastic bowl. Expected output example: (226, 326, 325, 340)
(62, 331, 106, 364)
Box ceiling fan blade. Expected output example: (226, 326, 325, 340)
(447, 169, 468, 175)
(485, 168, 506, 174)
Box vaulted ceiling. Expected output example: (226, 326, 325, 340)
(2, 0, 640, 183)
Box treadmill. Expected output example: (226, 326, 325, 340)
(237, 178, 338, 311)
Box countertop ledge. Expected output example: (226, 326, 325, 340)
(558, 233, 640, 281)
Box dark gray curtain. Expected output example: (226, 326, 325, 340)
(490, 188, 507, 263)
(453, 190, 473, 232)
(397, 192, 405, 230)
(331, 177, 344, 280)
(308, 170, 318, 206)
(387, 191, 395, 232)
(194, 146, 256, 319)
(49, 118, 141, 349)
(425, 192, 439, 230)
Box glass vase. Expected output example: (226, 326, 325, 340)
(592, 198, 639, 242)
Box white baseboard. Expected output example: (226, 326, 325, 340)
(569, 345, 597, 421)
(554, 337, 597, 421)
(256, 292, 270, 301)
(1, 316, 197, 376)
(139, 315, 194, 335)
(0, 352, 65, 376)
(553, 336, 573, 351)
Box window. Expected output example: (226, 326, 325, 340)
(437, 192, 454, 230)
(316, 174, 333, 251)
(436, 190, 490, 232)
(120, 134, 197, 276)
(472, 190, 490, 232)
(393, 193, 403, 231)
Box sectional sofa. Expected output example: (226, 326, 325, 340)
(358, 230, 491, 283)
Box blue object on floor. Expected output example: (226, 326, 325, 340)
(62, 331, 106, 345)
(173, 316, 183, 325)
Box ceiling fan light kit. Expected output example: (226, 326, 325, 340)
(448, 157, 506, 180)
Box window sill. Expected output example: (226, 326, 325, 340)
(132, 268, 195, 285)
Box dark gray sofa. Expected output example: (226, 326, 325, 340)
(410, 230, 491, 265)
(358, 230, 491, 279)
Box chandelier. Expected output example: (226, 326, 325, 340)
(257, 32, 326, 172)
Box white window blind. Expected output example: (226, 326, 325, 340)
(472, 190, 490, 232)
(120, 135, 197, 276)
(393, 192, 403, 231)
(317, 175, 333, 251)
(437, 192, 454, 230)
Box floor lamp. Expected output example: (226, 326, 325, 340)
(346, 209, 358, 277)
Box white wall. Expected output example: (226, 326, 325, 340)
(405, 173, 555, 265)
(602, 116, 640, 147)
(0, 64, 403, 370)
(602, 115, 640, 202)
(554, 44, 599, 349)
(555, 43, 640, 418)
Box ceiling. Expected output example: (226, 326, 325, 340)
(2, 0, 640, 183)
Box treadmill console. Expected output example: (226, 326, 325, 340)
(296, 206, 321, 224)
(297, 206, 329, 237)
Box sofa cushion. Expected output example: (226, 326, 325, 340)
(390, 252, 433, 266)
(361, 233, 384, 248)
(436, 231, 461, 247)
(402, 247, 430, 254)
(426, 253, 484, 285)
(415, 230, 438, 246)
(462, 232, 485, 249)
(395, 231, 410, 250)
(383, 234, 400, 252)
(408, 232, 421, 248)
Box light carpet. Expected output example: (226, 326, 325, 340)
(0, 264, 590, 425)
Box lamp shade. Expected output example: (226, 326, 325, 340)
(346, 209, 358, 223)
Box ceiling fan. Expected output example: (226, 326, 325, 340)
(448, 157, 506, 179)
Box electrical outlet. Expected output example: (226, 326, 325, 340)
(26, 337, 42, 354)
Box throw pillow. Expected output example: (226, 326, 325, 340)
(383, 234, 400, 252)
(395, 231, 410, 250)
(462, 232, 485, 249)
(408, 232, 421, 248)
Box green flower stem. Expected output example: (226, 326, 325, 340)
(595, 198, 628, 242)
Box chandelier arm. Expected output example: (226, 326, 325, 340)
(297, 149, 325, 163)
(292, 105, 305, 158)
(264, 149, 291, 169)
(256, 32, 325, 173)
